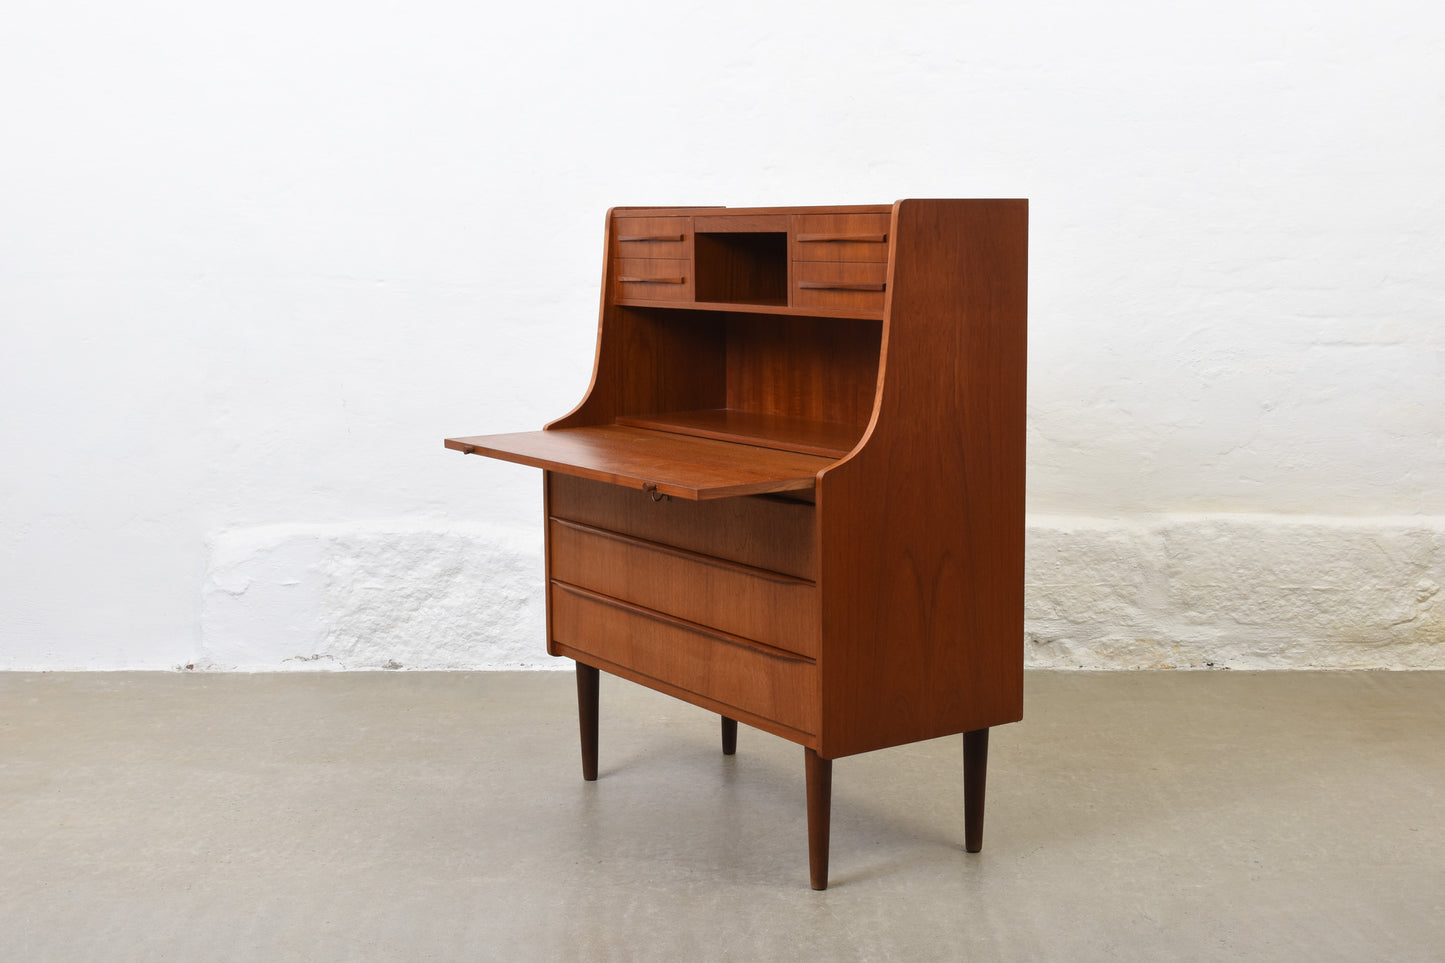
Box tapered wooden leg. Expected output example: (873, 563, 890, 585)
(576, 662, 599, 782)
(963, 727, 989, 853)
(721, 716, 738, 755)
(805, 747, 832, 890)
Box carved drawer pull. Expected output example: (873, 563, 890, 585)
(619, 276, 686, 284)
(796, 233, 887, 243)
(617, 234, 685, 243)
(796, 281, 886, 292)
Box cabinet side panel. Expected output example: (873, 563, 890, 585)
(817, 199, 1027, 758)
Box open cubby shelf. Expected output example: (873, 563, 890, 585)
(603, 305, 880, 458)
(694, 232, 789, 305)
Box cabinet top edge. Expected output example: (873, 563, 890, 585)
(611, 204, 892, 217)
(609, 200, 1028, 218)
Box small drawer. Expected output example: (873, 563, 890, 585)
(613, 216, 691, 260)
(548, 474, 815, 580)
(791, 213, 891, 262)
(614, 258, 693, 301)
(549, 517, 818, 658)
(792, 260, 888, 315)
(550, 582, 819, 735)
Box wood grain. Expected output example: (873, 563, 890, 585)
(447, 425, 832, 499)
(693, 214, 788, 233)
(816, 199, 1028, 758)
(792, 261, 888, 314)
(694, 231, 788, 305)
(613, 215, 692, 260)
(550, 581, 820, 735)
(724, 313, 881, 429)
(449, 200, 1027, 886)
(550, 241, 728, 430)
(614, 257, 693, 301)
(548, 473, 817, 579)
(614, 408, 864, 458)
(791, 212, 892, 262)
(548, 516, 819, 658)
(612, 297, 884, 321)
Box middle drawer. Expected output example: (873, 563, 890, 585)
(548, 517, 818, 659)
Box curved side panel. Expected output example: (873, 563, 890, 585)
(546, 208, 625, 430)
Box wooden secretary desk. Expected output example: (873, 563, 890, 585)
(446, 199, 1027, 889)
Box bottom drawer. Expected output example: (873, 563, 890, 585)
(550, 581, 818, 736)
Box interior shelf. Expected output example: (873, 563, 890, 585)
(614, 409, 865, 458)
(615, 297, 884, 321)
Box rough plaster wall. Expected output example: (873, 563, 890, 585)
(3, 0, 1443, 669)
(200, 523, 543, 670)
(193, 515, 1444, 671)
(1026, 516, 1444, 669)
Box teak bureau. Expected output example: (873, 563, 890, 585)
(446, 199, 1027, 889)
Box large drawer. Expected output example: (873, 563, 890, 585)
(550, 581, 818, 735)
(548, 474, 815, 580)
(548, 517, 818, 658)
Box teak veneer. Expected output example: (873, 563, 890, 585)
(445, 199, 1027, 889)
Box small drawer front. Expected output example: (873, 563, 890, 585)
(792, 260, 888, 314)
(613, 217, 691, 260)
(614, 257, 693, 301)
(549, 475, 815, 580)
(615, 254, 693, 300)
(550, 582, 818, 735)
(791, 213, 891, 262)
(549, 518, 818, 658)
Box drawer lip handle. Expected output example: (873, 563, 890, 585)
(552, 580, 816, 665)
(551, 516, 815, 586)
(617, 234, 686, 243)
(796, 233, 887, 243)
(618, 276, 686, 284)
(797, 281, 886, 292)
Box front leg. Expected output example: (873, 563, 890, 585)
(963, 727, 989, 852)
(576, 662, 599, 781)
(805, 747, 833, 890)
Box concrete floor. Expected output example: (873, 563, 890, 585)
(1, 671, 1442, 961)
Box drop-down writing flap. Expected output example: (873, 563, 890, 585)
(444, 425, 835, 500)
